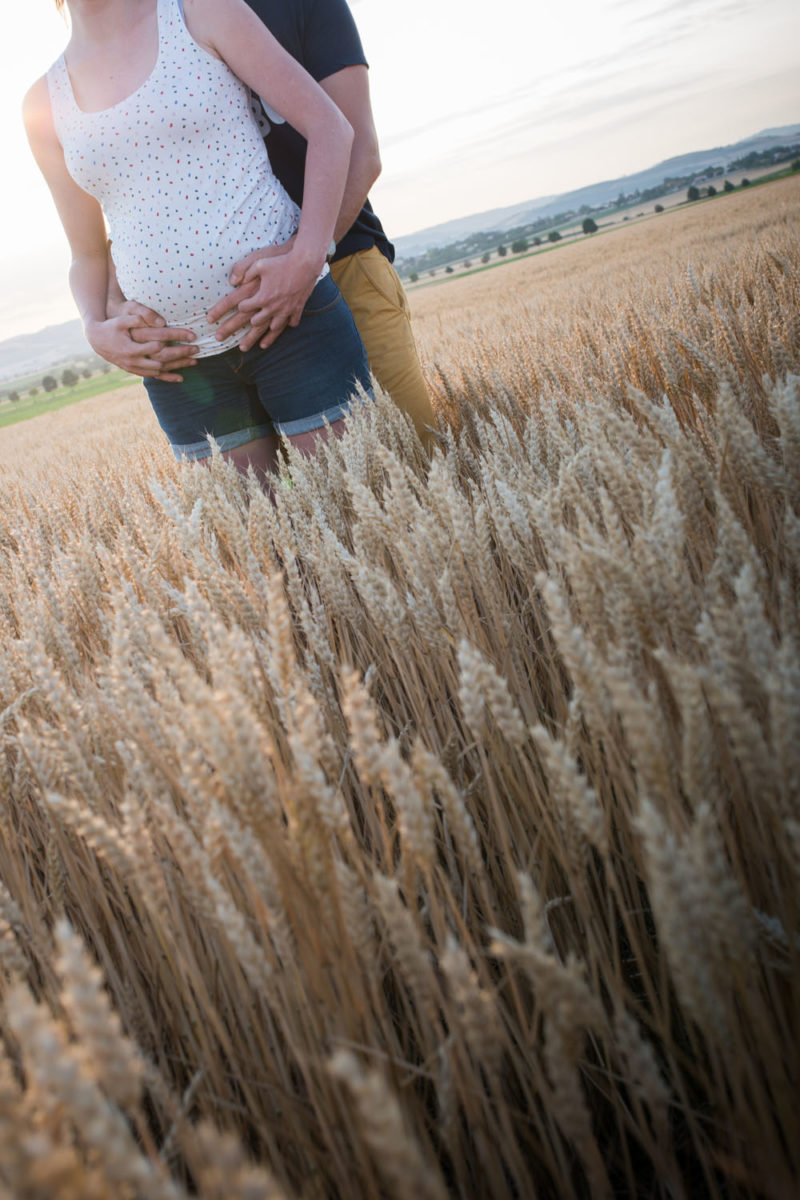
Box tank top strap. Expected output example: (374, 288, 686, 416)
(47, 0, 184, 131)
(158, 0, 192, 55)
(46, 54, 78, 142)
(45, 53, 69, 102)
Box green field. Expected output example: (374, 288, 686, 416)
(0, 369, 133, 430)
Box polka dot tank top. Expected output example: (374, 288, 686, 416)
(46, 0, 306, 356)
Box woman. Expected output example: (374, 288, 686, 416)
(24, 0, 372, 478)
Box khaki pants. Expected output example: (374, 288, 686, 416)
(331, 246, 436, 450)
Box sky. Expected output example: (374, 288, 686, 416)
(1, 0, 798, 340)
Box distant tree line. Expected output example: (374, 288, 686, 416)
(727, 143, 800, 172)
(687, 176, 756, 202)
(397, 140, 800, 280)
(397, 209, 581, 277)
(0, 356, 117, 406)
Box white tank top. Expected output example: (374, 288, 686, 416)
(46, 0, 308, 355)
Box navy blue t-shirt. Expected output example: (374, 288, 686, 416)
(244, 0, 394, 264)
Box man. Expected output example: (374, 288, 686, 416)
(112, 0, 435, 447)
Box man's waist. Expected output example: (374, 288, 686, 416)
(333, 224, 394, 266)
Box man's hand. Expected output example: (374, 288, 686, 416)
(86, 309, 198, 384)
(208, 236, 320, 352)
(207, 246, 270, 348)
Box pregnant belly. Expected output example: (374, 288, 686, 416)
(116, 250, 262, 357)
(111, 192, 300, 356)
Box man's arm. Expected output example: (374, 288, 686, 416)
(321, 65, 381, 244)
(210, 63, 380, 351)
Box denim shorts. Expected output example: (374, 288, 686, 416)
(144, 274, 372, 460)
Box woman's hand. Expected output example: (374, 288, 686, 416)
(86, 312, 198, 383)
(208, 235, 320, 351)
(120, 301, 199, 379)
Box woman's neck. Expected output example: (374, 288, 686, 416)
(66, 0, 157, 48)
(62, 0, 161, 112)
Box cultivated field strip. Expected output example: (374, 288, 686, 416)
(0, 177, 798, 1198)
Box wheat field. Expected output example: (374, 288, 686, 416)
(0, 176, 798, 1199)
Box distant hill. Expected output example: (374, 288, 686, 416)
(393, 123, 800, 260)
(392, 196, 558, 258)
(0, 319, 92, 384)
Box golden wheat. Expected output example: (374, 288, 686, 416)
(0, 174, 798, 1198)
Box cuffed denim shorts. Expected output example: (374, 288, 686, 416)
(143, 274, 372, 461)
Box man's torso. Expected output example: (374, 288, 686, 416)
(243, 0, 394, 263)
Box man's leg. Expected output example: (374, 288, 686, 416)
(330, 247, 437, 451)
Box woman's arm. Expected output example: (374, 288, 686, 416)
(22, 77, 193, 379)
(209, 64, 381, 353)
(184, 0, 354, 338)
(24, 77, 109, 332)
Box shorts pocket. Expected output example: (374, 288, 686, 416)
(302, 273, 342, 316)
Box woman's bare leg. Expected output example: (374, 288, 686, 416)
(206, 420, 345, 494)
(221, 433, 281, 486)
(286, 417, 347, 458)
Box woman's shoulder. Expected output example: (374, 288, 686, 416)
(22, 75, 51, 122)
(22, 74, 57, 149)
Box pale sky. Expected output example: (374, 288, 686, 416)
(1, 0, 798, 340)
